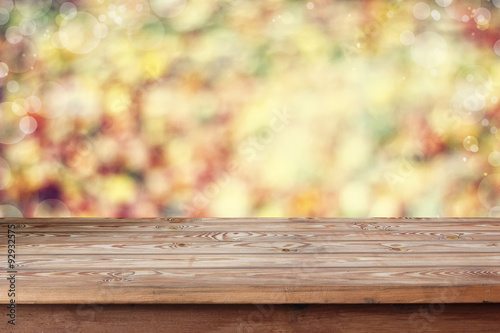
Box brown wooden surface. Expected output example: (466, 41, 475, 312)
(1, 218, 500, 304)
(3, 303, 500, 332)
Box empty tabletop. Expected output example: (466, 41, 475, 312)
(1, 218, 500, 304)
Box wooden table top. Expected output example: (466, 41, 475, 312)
(1, 217, 500, 304)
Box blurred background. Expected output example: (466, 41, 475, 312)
(1, 0, 500, 217)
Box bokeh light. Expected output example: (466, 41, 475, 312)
(0, 157, 12, 190)
(0, 102, 26, 144)
(0, 205, 23, 217)
(1, 0, 500, 217)
(463, 136, 479, 152)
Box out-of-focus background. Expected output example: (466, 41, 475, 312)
(0, 0, 500, 217)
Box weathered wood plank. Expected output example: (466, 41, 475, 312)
(8, 240, 500, 254)
(4, 304, 500, 333)
(4, 283, 500, 304)
(2, 217, 499, 223)
(7, 221, 500, 232)
(8, 253, 500, 270)
(3, 267, 500, 293)
(2, 218, 500, 304)
(9, 230, 500, 242)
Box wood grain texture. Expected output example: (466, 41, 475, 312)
(8, 240, 500, 254)
(1, 218, 500, 304)
(10, 230, 500, 242)
(3, 304, 500, 333)
(10, 253, 500, 269)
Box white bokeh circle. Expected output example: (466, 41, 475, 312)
(410, 32, 447, 69)
(450, 88, 486, 124)
(34, 199, 71, 217)
(33, 81, 69, 118)
(0, 102, 26, 144)
(413, 2, 431, 20)
(0, 205, 23, 217)
(478, 174, 500, 209)
(400, 30, 415, 45)
(58, 12, 102, 54)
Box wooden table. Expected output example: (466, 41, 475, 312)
(2, 218, 500, 332)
